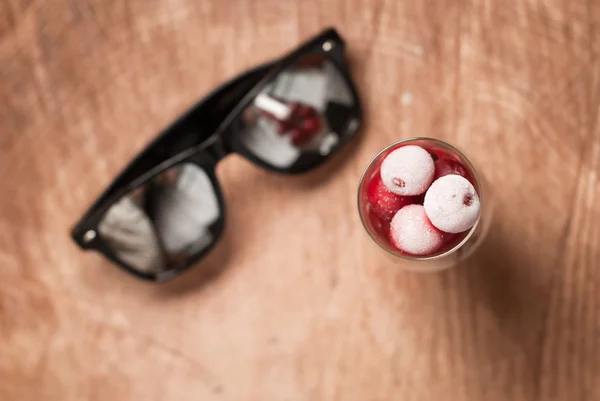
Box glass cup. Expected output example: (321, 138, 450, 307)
(357, 138, 493, 271)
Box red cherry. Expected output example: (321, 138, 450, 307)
(366, 174, 417, 221)
(297, 105, 314, 118)
(277, 121, 289, 134)
(367, 208, 391, 240)
(389, 205, 445, 256)
(290, 128, 310, 146)
(302, 118, 321, 134)
(433, 158, 468, 180)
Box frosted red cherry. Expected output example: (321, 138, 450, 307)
(390, 205, 444, 256)
(424, 175, 480, 234)
(366, 174, 416, 220)
(380, 145, 435, 196)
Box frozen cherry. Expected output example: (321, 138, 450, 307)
(380, 145, 435, 196)
(433, 158, 468, 180)
(302, 118, 321, 134)
(297, 105, 314, 118)
(424, 174, 481, 233)
(367, 208, 391, 239)
(289, 128, 307, 145)
(272, 102, 322, 145)
(389, 204, 444, 256)
(367, 174, 415, 220)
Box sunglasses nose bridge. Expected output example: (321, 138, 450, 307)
(202, 133, 232, 162)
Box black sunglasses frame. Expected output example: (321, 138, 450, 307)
(71, 28, 362, 281)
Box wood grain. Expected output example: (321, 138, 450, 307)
(1, 0, 600, 400)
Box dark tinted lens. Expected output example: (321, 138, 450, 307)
(234, 54, 357, 169)
(98, 163, 221, 275)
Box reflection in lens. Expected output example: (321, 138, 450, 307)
(236, 54, 356, 168)
(98, 163, 220, 275)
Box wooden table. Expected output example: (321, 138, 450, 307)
(2, 0, 599, 400)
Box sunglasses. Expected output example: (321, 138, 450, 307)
(71, 28, 362, 281)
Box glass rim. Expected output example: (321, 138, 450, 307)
(357, 137, 484, 262)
